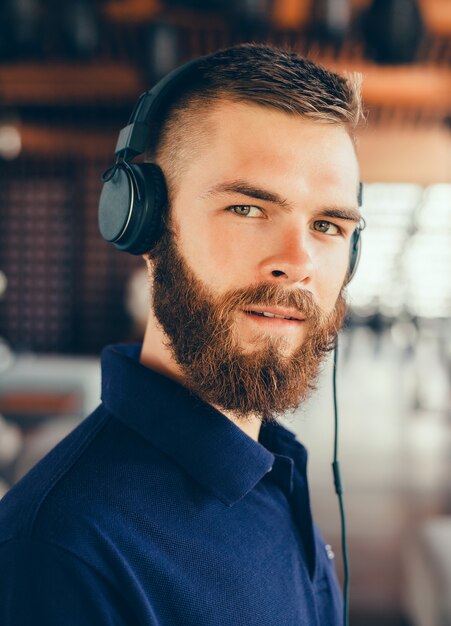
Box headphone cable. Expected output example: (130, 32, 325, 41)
(332, 340, 350, 626)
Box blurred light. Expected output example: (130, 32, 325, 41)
(390, 319, 418, 348)
(0, 125, 21, 160)
(0, 340, 14, 374)
(0, 271, 7, 297)
(0, 415, 22, 467)
(313, 0, 351, 40)
(147, 22, 180, 81)
(348, 183, 451, 319)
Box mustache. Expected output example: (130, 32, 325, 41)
(215, 283, 324, 322)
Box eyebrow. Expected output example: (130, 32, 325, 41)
(202, 180, 361, 223)
(314, 207, 361, 223)
(203, 180, 291, 208)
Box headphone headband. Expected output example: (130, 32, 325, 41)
(115, 56, 209, 160)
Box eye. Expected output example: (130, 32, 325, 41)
(227, 205, 264, 218)
(312, 220, 341, 236)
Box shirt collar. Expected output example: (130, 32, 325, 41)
(101, 344, 277, 507)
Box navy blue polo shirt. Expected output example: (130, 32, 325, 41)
(0, 344, 343, 625)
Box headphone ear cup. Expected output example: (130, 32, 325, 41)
(98, 162, 167, 255)
(128, 162, 168, 254)
(347, 229, 362, 284)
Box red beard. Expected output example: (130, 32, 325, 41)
(149, 228, 347, 422)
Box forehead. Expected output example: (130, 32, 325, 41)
(182, 100, 360, 203)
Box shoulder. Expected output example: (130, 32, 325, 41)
(0, 404, 123, 544)
(0, 399, 184, 554)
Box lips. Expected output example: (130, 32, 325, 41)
(242, 307, 305, 322)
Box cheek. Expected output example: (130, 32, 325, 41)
(316, 250, 349, 311)
(175, 213, 258, 291)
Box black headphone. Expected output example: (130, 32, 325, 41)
(98, 54, 364, 282)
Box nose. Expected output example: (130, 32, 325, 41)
(258, 225, 314, 286)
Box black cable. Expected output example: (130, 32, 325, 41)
(332, 340, 350, 626)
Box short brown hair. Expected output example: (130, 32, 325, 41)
(147, 43, 364, 200)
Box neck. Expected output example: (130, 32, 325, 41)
(215, 409, 262, 441)
(140, 307, 262, 442)
(140, 307, 184, 384)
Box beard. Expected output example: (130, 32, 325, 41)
(149, 227, 348, 423)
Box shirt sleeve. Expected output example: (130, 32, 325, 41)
(0, 537, 137, 625)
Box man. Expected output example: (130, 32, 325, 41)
(0, 44, 364, 625)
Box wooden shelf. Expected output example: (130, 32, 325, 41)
(0, 62, 144, 105)
(16, 124, 116, 158)
(358, 124, 451, 184)
(103, 0, 162, 23)
(0, 59, 448, 113)
(0, 391, 81, 419)
(327, 62, 451, 113)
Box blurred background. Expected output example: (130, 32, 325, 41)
(0, 0, 450, 624)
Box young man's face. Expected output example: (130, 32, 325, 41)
(171, 102, 359, 346)
(150, 101, 361, 419)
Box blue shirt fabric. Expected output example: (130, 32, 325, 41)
(0, 344, 343, 625)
